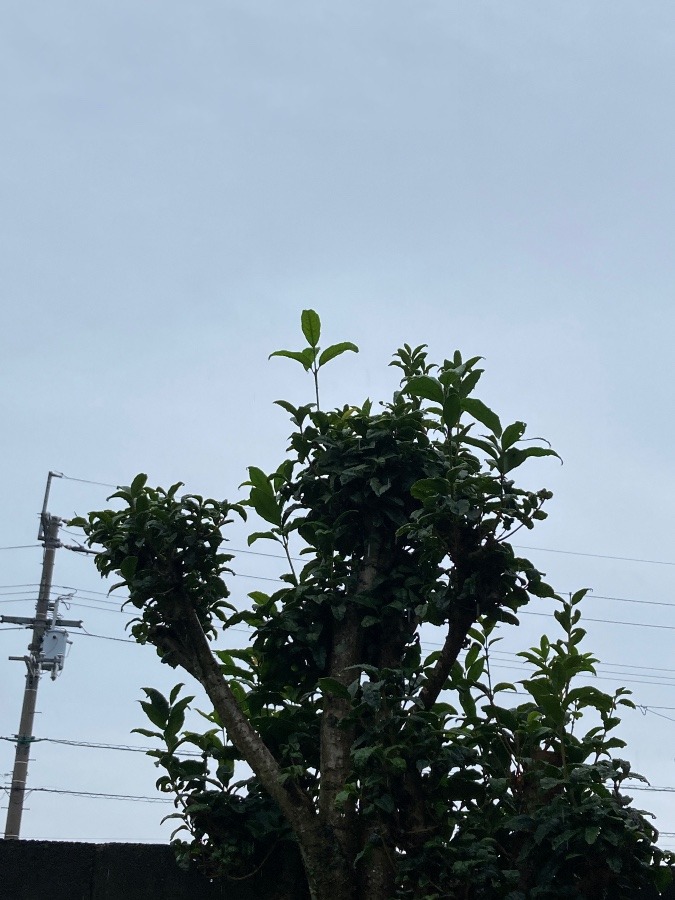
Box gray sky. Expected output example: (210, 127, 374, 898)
(2, 1, 675, 847)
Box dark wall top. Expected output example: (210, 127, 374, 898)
(0, 840, 299, 900)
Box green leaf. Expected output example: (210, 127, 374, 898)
(502, 446, 561, 473)
(301, 309, 321, 347)
(129, 473, 148, 496)
(464, 642, 481, 670)
(502, 421, 526, 450)
(410, 477, 450, 500)
(458, 369, 483, 398)
(318, 677, 351, 701)
(273, 399, 298, 417)
(374, 793, 395, 814)
(584, 825, 601, 845)
(247, 530, 279, 545)
(166, 696, 194, 739)
(139, 688, 170, 729)
(249, 488, 282, 527)
(318, 341, 359, 367)
(301, 346, 318, 368)
(269, 349, 312, 371)
(405, 375, 444, 405)
(463, 398, 502, 437)
(119, 556, 138, 581)
(169, 683, 185, 704)
(369, 477, 391, 497)
(653, 867, 673, 892)
(247, 466, 273, 495)
(131, 727, 163, 739)
(442, 392, 461, 429)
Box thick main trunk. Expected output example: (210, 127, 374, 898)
(318, 602, 360, 864)
(318, 537, 390, 857)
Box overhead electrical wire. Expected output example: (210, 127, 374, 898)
(0, 735, 202, 758)
(49, 622, 675, 695)
(0, 544, 41, 551)
(0, 785, 170, 803)
(57, 473, 121, 489)
(5, 587, 675, 692)
(2, 782, 671, 802)
(514, 545, 675, 567)
(5, 580, 675, 689)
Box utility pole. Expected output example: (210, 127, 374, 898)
(2, 473, 82, 840)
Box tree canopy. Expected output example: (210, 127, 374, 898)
(73, 311, 672, 899)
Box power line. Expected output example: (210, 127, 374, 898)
(0, 584, 40, 589)
(10, 580, 669, 690)
(590, 594, 675, 610)
(630, 786, 675, 794)
(78, 630, 136, 645)
(0, 545, 41, 551)
(0, 736, 202, 758)
(520, 610, 675, 632)
(62, 616, 675, 690)
(59, 602, 133, 616)
(515, 545, 675, 568)
(227, 542, 675, 570)
(0, 786, 171, 803)
(3, 778, 674, 801)
(53, 584, 124, 598)
(641, 708, 675, 725)
(58, 473, 121, 489)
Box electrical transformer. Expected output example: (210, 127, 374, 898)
(40, 628, 71, 679)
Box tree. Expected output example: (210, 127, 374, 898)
(73, 311, 672, 899)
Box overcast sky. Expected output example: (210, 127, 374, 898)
(2, 1, 675, 848)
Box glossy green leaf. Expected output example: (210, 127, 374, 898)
(301, 309, 321, 347)
(139, 687, 169, 729)
(502, 446, 562, 473)
(458, 368, 483, 398)
(463, 398, 502, 436)
(502, 421, 527, 450)
(318, 677, 351, 700)
(249, 488, 282, 527)
(409, 477, 451, 499)
(273, 399, 298, 417)
(247, 466, 273, 495)
(247, 530, 279, 545)
(318, 341, 359, 367)
(120, 556, 138, 581)
(442, 391, 461, 428)
(405, 375, 444, 405)
(585, 826, 601, 845)
(269, 349, 312, 370)
(129, 473, 148, 496)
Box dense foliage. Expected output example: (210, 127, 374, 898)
(73, 311, 672, 899)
